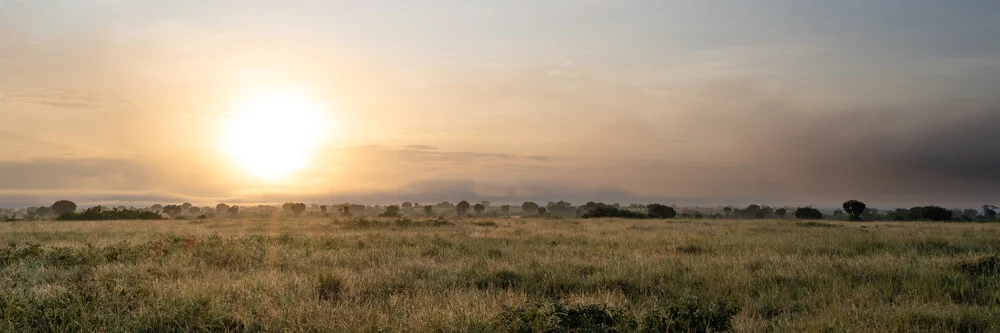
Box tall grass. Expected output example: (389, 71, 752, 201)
(0, 218, 998, 331)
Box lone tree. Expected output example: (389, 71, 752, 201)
(216, 203, 230, 214)
(182, 202, 192, 212)
(842, 200, 867, 221)
(320, 205, 328, 214)
(473, 203, 486, 216)
(290, 203, 307, 217)
(51, 200, 77, 215)
(521, 202, 540, 216)
(456, 201, 471, 217)
(723, 207, 733, 217)
(775, 208, 788, 219)
(647, 204, 677, 219)
(424, 205, 434, 217)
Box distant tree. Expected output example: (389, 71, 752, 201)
(181, 202, 192, 212)
(424, 205, 434, 217)
(228, 206, 240, 217)
(984, 205, 998, 219)
(473, 203, 486, 216)
(51, 200, 78, 215)
(35, 206, 55, 218)
(150, 204, 163, 212)
(918, 206, 952, 221)
(963, 209, 980, 219)
(380, 205, 401, 218)
(402, 202, 413, 209)
(282, 203, 294, 212)
(775, 208, 788, 219)
(216, 203, 230, 214)
(842, 200, 867, 221)
(500, 205, 511, 217)
(457, 201, 471, 217)
(794, 207, 823, 220)
(722, 207, 733, 217)
(162, 205, 183, 217)
(340, 206, 352, 217)
(320, 205, 328, 215)
(742, 205, 761, 219)
(290, 203, 307, 217)
(521, 202, 540, 216)
(537, 207, 547, 216)
(188, 207, 201, 215)
(647, 204, 677, 219)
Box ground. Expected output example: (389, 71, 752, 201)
(1, 217, 998, 332)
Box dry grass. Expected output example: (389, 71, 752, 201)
(1, 217, 998, 332)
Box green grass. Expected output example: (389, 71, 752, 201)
(0, 217, 998, 332)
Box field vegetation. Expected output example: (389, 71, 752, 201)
(1, 216, 998, 332)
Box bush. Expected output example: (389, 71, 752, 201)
(916, 206, 953, 221)
(581, 206, 648, 219)
(647, 204, 677, 219)
(794, 207, 823, 220)
(57, 206, 162, 221)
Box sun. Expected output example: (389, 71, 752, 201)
(223, 91, 329, 180)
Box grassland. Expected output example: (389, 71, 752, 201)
(1, 217, 998, 332)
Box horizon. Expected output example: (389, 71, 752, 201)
(3, 1, 1000, 208)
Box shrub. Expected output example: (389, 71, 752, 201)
(647, 204, 677, 219)
(57, 206, 162, 221)
(794, 207, 823, 219)
(581, 206, 647, 219)
(916, 206, 952, 221)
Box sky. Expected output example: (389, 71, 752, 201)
(2, 0, 1000, 208)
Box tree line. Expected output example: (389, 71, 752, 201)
(1, 199, 995, 223)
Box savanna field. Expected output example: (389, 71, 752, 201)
(1, 217, 999, 332)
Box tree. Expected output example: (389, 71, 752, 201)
(151, 204, 163, 212)
(963, 209, 980, 219)
(402, 202, 413, 209)
(380, 205, 401, 218)
(842, 200, 867, 221)
(457, 201, 471, 217)
(35, 206, 55, 218)
(521, 202, 540, 216)
(291, 203, 307, 217)
(775, 208, 787, 219)
(320, 205, 328, 214)
(340, 206, 352, 217)
(182, 202, 192, 212)
(282, 203, 294, 212)
(51, 200, 77, 215)
(722, 207, 733, 217)
(500, 205, 511, 217)
(228, 206, 240, 217)
(647, 204, 677, 219)
(162, 205, 183, 217)
(188, 207, 201, 215)
(794, 207, 823, 220)
(216, 203, 230, 214)
(424, 205, 434, 217)
(742, 205, 761, 219)
(918, 206, 952, 221)
(473, 203, 486, 216)
(984, 205, 998, 219)
(537, 207, 547, 216)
